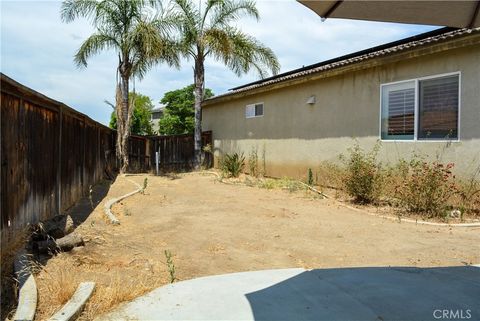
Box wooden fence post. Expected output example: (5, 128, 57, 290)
(57, 106, 63, 215)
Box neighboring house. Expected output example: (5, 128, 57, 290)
(202, 27, 480, 178)
(151, 105, 165, 133)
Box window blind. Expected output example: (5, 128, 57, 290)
(246, 103, 263, 118)
(245, 104, 255, 118)
(387, 88, 415, 137)
(254, 103, 263, 116)
(418, 75, 459, 139)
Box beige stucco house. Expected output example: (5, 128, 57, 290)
(202, 27, 480, 179)
(203, 28, 480, 177)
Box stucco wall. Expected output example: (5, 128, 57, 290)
(203, 44, 480, 180)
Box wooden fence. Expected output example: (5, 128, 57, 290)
(0, 74, 150, 249)
(149, 131, 212, 172)
(1, 74, 212, 252)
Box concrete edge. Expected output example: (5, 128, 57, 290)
(13, 251, 37, 321)
(47, 282, 95, 321)
(335, 201, 480, 227)
(206, 172, 480, 228)
(103, 177, 144, 225)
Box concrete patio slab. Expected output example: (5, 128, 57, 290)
(96, 266, 480, 321)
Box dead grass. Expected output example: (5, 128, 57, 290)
(34, 253, 165, 321)
(27, 173, 480, 320)
(1, 228, 32, 321)
(81, 274, 160, 320)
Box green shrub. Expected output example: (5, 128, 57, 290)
(396, 158, 457, 217)
(341, 141, 383, 204)
(220, 152, 245, 177)
(307, 168, 313, 186)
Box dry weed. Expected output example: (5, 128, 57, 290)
(34, 254, 165, 321)
(80, 273, 157, 320)
(35, 257, 80, 319)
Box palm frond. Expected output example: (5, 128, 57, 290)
(201, 0, 222, 29)
(129, 20, 180, 78)
(218, 27, 280, 78)
(171, 0, 199, 29)
(170, 0, 200, 47)
(60, 0, 99, 23)
(74, 32, 119, 68)
(203, 28, 231, 59)
(209, 0, 259, 28)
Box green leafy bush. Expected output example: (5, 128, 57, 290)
(341, 141, 383, 204)
(307, 168, 313, 186)
(396, 158, 457, 217)
(220, 153, 245, 177)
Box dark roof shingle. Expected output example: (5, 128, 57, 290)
(205, 27, 479, 103)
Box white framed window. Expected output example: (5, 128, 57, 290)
(246, 103, 264, 118)
(380, 72, 460, 141)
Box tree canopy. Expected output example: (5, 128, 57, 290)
(165, 0, 280, 167)
(159, 84, 214, 135)
(110, 92, 154, 136)
(61, 0, 180, 172)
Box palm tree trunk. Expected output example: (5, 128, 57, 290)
(193, 58, 205, 170)
(115, 83, 123, 163)
(118, 75, 130, 174)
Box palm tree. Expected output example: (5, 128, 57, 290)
(61, 0, 179, 173)
(169, 0, 280, 169)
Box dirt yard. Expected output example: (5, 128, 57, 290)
(32, 172, 480, 320)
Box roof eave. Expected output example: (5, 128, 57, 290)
(203, 29, 479, 107)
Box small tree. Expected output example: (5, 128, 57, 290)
(109, 92, 154, 136)
(159, 84, 214, 135)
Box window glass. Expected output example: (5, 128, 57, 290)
(418, 75, 459, 140)
(255, 103, 263, 116)
(245, 104, 255, 118)
(381, 81, 415, 140)
(246, 103, 263, 118)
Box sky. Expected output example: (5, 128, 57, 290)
(1, 0, 438, 126)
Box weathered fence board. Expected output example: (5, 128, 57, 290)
(1, 73, 212, 254)
(128, 135, 151, 173)
(149, 131, 212, 172)
(0, 74, 149, 252)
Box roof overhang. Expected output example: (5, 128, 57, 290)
(203, 28, 480, 107)
(298, 1, 480, 28)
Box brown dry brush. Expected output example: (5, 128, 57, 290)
(456, 162, 480, 216)
(323, 141, 480, 218)
(34, 255, 165, 321)
(395, 160, 458, 218)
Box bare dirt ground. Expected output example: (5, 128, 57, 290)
(32, 172, 480, 320)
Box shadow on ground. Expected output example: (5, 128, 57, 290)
(97, 265, 480, 321)
(33, 178, 114, 265)
(246, 266, 480, 321)
(68, 179, 113, 226)
(0, 179, 114, 320)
